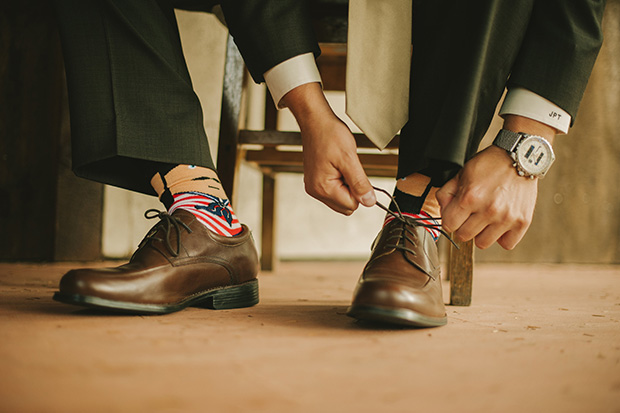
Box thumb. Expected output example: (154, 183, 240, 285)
(436, 176, 458, 210)
(341, 159, 376, 207)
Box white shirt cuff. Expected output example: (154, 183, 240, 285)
(499, 87, 571, 134)
(264, 53, 322, 109)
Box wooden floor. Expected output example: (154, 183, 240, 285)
(1, 261, 619, 413)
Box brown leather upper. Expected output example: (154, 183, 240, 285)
(350, 217, 446, 319)
(59, 209, 259, 305)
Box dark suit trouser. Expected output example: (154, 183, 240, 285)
(55, 0, 604, 195)
(55, 0, 318, 195)
(55, 0, 219, 195)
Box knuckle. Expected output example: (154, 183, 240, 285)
(459, 190, 482, 209)
(304, 181, 322, 199)
(348, 177, 370, 194)
(435, 188, 448, 202)
(512, 214, 525, 226)
(514, 216, 530, 232)
(304, 176, 325, 194)
(486, 201, 503, 218)
(435, 190, 445, 202)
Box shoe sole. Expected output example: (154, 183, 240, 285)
(53, 279, 259, 315)
(346, 304, 447, 328)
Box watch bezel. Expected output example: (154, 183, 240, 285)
(513, 134, 555, 178)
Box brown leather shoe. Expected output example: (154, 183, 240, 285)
(53, 209, 259, 314)
(346, 217, 447, 327)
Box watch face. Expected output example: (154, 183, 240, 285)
(515, 135, 555, 176)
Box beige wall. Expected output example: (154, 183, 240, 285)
(103, 6, 619, 264)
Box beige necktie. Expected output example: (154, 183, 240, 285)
(346, 0, 412, 150)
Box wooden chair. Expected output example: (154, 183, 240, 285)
(214, 4, 474, 306)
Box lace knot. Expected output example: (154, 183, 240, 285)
(372, 186, 458, 249)
(138, 209, 193, 257)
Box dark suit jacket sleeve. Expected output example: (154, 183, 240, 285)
(220, 0, 321, 83)
(507, 0, 605, 124)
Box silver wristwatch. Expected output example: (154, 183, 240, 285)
(492, 129, 555, 179)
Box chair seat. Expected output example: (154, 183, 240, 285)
(240, 129, 398, 177)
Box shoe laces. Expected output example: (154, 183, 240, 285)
(372, 186, 458, 262)
(135, 209, 193, 258)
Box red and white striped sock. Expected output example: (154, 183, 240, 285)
(151, 165, 242, 237)
(170, 192, 242, 237)
(384, 211, 441, 241)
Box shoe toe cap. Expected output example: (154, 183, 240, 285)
(352, 279, 446, 319)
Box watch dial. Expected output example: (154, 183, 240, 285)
(516, 136, 554, 176)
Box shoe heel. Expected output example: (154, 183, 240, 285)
(200, 279, 259, 310)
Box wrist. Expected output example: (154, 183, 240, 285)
(502, 114, 556, 144)
(485, 145, 518, 172)
(280, 82, 334, 129)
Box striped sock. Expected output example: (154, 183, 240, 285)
(170, 192, 242, 236)
(384, 211, 441, 241)
(151, 165, 242, 237)
(387, 184, 441, 241)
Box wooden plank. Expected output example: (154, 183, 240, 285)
(448, 239, 474, 306)
(245, 150, 397, 169)
(239, 129, 400, 149)
(253, 165, 396, 178)
(260, 174, 276, 271)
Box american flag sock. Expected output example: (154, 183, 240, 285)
(386, 187, 441, 241)
(169, 192, 242, 237)
(150, 165, 242, 237)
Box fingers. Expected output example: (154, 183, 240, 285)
(471, 223, 527, 250)
(436, 176, 464, 233)
(443, 198, 531, 248)
(297, 111, 376, 215)
(497, 229, 527, 251)
(438, 186, 475, 235)
(302, 123, 375, 214)
(445, 200, 532, 249)
(436, 176, 457, 210)
(304, 174, 359, 216)
(452, 212, 490, 244)
(436, 154, 535, 250)
(339, 154, 376, 207)
(304, 164, 373, 216)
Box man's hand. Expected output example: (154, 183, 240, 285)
(436, 145, 538, 250)
(436, 115, 556, 250)
(281, 82, 376, 215)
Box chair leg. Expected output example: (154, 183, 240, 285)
(216, 34, 245, 199)
(260, 173, 277, 271)
(448, 238, 474, 306)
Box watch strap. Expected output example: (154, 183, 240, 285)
(493, 129, 522, 152)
